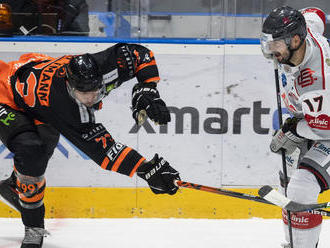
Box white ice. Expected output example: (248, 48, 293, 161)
(0, 218, 330, 248)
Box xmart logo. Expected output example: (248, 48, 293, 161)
(129, 101, 291, 134)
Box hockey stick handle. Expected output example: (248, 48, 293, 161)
(175, 180, 330, 216)
(137, 109, 148, 126)
(273, 59, 289, 188)
(137, 110, 159, 126)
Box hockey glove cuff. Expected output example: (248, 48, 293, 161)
(137, 154, 180, 195)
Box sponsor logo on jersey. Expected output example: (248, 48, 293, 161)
(0, 106, 15, 126)
(305, 114, 330, 130)
(286, 155, 294, 165)
(295, 68, 317, 88)
(283, 211, 309, 224)
(81, 124, 107, 141)
(283, 210, 322, 228)
(0, 112, 15, 126)
(312, 142, 330, 155)
(107, 142, 125, 161)
(143, 53, 151, 63)
(291, 215, 309, 224)
(103, 69, 119, 85)
(95, 133, 112, 149)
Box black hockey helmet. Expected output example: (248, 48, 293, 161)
(261, 6, 307, 61)
(262, 6, 307, 41)
(66, 54, 103, 92)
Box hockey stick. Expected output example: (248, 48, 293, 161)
(273, 59, 294, 247)
(176, 180, 330, 216)
(259, 185, 330, 212)
(176, 180, 278, 204)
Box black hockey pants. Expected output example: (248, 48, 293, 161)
(0, 104, 59, 227)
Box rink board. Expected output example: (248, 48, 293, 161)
(0, 40, 314, 218)
(1, 188, 330, 219)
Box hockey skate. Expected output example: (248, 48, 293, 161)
(21, 226, 49, 248)
(0, 172, 22, 212)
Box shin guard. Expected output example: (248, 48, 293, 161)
(15, 170, 46, 227)
(282, 210, 322, 248)
(282, 169, 322, 248)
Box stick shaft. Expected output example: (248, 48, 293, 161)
(176, 180, 330, 216)
(176, 180, 274, 204)
(273, 60, 294, 247)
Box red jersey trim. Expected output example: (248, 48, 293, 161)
(308, 29, 325, 90)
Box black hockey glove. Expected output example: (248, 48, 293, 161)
(137, 154, 180, 195)
(270, 117, 305, 154)
(131, 83, 171, 125)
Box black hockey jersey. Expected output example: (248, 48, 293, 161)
(0, 43, 160, 177)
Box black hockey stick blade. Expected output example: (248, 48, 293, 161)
(258, 185, 330, 212)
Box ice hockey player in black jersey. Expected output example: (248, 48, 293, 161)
(0, 43, 180, 248)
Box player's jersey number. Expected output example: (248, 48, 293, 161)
(303, 96, 323, 113)
(15, 72, 38, 107)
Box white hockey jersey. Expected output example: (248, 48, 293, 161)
(279, 11, 330, 140)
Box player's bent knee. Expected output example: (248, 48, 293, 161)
(15, 170, 46, 210)
(10, 131, 49, 177)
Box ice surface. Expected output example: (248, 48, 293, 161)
(1, 218, 330, 248)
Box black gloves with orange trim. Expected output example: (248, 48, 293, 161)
(131, 82, 171, 125)
(137, 154, 180, 195)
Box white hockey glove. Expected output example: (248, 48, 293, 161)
(270, 117, 305, 155)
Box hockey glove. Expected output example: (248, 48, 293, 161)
(132, 82, 171, 125)
(137, 154, 180, 195)
(270, 117, 305, 154)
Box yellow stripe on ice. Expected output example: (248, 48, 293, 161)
(0, 187, 329, 219)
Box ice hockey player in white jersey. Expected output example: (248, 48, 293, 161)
(261, 6, 329, 248)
